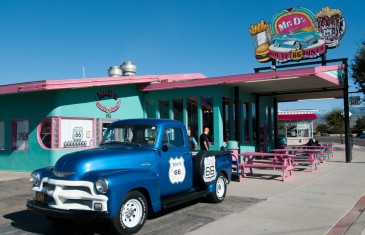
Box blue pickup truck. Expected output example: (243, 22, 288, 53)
(27, 118, 232, 234)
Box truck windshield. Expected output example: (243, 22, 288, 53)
(101, 124, 157, 146)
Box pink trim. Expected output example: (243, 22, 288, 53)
(140, 65, 344, 91)
(278, 113, 317, 121)
(0, 73, 206, 95)
(58, 117, 95, 150)
(36, 116, 96, 150)
(314, 64, 344, 85)
(37, 118, 50, 150)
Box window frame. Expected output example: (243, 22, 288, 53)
(37, 116, 95, 150)
(11, 119, 29, 152)
(0, 121, 4, 150)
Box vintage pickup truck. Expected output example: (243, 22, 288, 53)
(27, 118, 232, 234)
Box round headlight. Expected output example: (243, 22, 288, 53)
(30, 172, 40, 185)
(95, 178, 108, 194)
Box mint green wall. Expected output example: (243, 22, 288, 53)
(0, 82, 276, 172)
(0, 91, 57, 171)
(0, 84, 145, 172)
(50, 85, 143, 118)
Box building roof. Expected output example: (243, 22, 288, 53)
(140, 64, 345, 102)
(278, 113, 318, 121)
(0, 73, 207, 95)
(0, 64, 345, 103)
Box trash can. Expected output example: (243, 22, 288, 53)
(226, 141, 239, 156)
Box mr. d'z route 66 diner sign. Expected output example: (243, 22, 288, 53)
(248, 6, 345, 63)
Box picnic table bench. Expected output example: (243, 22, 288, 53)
(237, 152, 295, 182)
(271, 148, 322, 172)
(290, 144, 334, 159)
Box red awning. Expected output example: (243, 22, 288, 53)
(278, 114, 317, 121)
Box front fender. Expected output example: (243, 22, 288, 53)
(91, 169, 161, 218)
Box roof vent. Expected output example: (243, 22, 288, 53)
(108, 66, 123, 77)
(121, 61, 137, 76)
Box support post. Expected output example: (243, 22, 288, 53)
(255, 94, 260, 151)
(343, 59, 352, 162)
(273, 98, 279, 148)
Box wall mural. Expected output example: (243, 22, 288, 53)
(249, 6, 346, 63)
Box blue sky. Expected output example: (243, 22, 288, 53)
(0, 0, 364, 113)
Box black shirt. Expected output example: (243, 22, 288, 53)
(199, 133, 209, 150)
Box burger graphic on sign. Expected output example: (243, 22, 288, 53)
(248, 20, 271, 62)
(248, 6, 345, 63)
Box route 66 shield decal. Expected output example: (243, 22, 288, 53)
(169, 157, 186, 184)
(203, 156, 217, 183)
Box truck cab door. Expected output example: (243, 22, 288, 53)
(159, 127, 193, 197)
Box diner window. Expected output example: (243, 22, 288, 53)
(60, 118, 94, 148)
(222, 97, 230, 142)
(96, 119, 117, 146)
(266, 106, 273, 142)
(173, 99, 183, 123)
(202, 96, 213, 143)
(39, 117, 52, 148)
(159, 100, 170, 119)
(187, 97, 198, 141)
(11, 120, 29, 151)
(251, 103, 257, 142)
(38, 117, 94, 150)
(242, 102, 250, 142)
(0, 121, 4, 150)
(146, 100, 157, 118)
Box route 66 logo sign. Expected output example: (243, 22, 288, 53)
(203, 156, 217, 183)
(168, 157, 186, 184)
(72, 127, 83, 141)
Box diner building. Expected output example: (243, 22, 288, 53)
(278, 109, 318, 145)
(0, 61, 347, 172)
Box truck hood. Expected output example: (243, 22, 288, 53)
(53, 145, 157, 180)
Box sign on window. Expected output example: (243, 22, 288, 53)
(60, 119, 93, 148)
(15, 120, 29, 150)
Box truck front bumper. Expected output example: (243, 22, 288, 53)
(26, 199, 109, 220)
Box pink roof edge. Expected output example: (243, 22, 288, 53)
(0, 73, 207, 95)
(140, 64, 344, 91)
(0, 64, 344, 95)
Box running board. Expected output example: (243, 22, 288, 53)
(161, 191, 210, 209)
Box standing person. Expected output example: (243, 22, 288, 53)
(200, 127, 210, 150)
(187, 129, 197, 150)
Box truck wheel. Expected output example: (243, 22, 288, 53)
(208, 173, 227, 203)
(110, 191, 148, 235)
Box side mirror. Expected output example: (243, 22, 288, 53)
(162, 144, 169, 152)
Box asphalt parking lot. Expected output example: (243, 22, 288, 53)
(0, 177, 262, 235)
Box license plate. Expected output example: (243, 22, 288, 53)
(34, 192, 45, 203)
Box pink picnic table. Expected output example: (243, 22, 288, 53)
(237, 152, 295, 182)
(271, 148, 325, 171)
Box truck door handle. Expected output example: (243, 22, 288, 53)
(141, 162, 151, 167)
(183, 152, 190, 155)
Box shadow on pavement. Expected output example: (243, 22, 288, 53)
(3, 196, 262, 235)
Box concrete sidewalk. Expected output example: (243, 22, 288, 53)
(188, 144, 365, 235)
